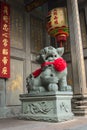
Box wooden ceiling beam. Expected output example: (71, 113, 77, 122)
(25, 0, 48, 12)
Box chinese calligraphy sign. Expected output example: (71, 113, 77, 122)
(0, 2, 10, 78)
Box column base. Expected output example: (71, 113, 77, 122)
(19, 92, 74, 122)
(72, 94, 87, 116)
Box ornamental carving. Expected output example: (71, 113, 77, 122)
(24, 101, 53, 114)
(60, 102, 69, 112)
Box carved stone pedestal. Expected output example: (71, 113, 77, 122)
(19, 92, 73, 122)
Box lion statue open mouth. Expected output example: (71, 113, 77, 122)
(26, 46, 72, 93)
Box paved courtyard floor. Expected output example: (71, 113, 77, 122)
(0, 116, 87, 130)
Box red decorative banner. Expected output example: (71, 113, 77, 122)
(0, 2, 10, 78)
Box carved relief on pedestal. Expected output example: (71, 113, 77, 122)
(24, 101, 53, 115)
(60, 102, 69, 113)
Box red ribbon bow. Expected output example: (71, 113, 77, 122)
(32, 58, 67, 78)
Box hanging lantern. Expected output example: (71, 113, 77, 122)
(46, 8, 69, 47)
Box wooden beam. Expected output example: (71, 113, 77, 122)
(25, 0, 48, 12)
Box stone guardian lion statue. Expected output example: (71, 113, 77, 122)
(26, 46, 72, 93)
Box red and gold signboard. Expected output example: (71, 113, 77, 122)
(0, 2, 10, 78)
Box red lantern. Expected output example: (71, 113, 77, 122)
(46, 8, 69, 47)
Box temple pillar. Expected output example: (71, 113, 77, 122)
(67, 0, 87, 115)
